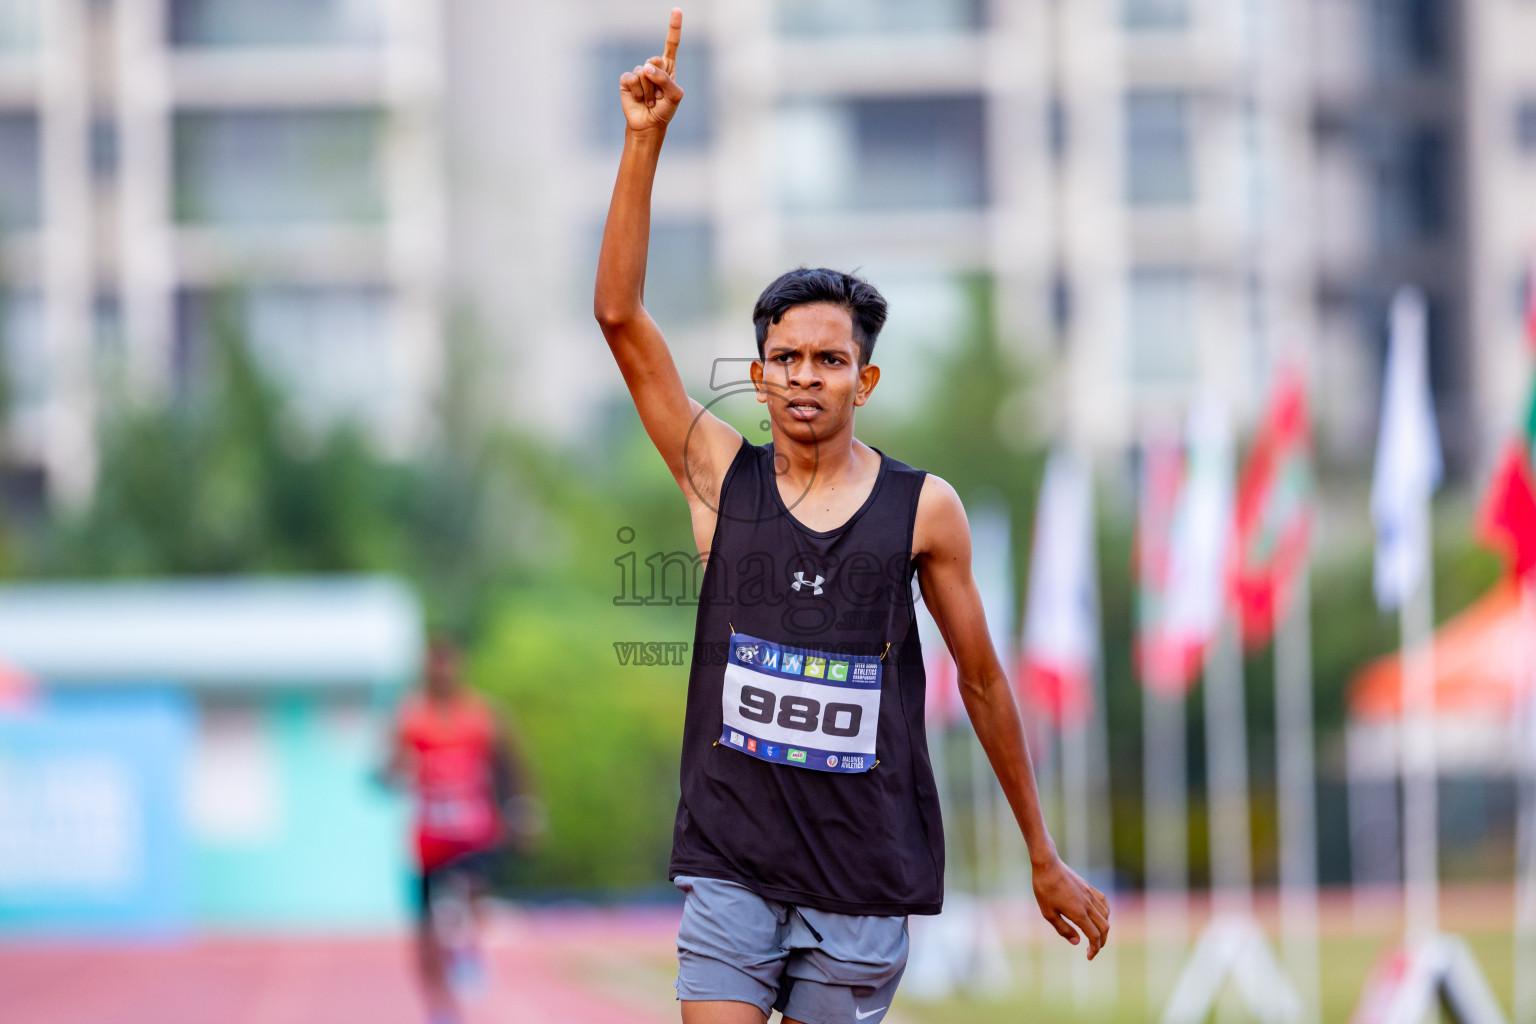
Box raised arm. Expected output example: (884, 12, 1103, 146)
(594, 8, 738, 503)
(913, 474, 1111, 959)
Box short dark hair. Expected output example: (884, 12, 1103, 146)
(752, 268, 888, 365)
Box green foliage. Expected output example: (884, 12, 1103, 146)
(26, 292, 521, 637)
(471, 594, 691, 892)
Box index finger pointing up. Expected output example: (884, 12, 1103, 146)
(663, 8, 682, 75)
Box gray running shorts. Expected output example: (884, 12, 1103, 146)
(673, 875, 909, 1024)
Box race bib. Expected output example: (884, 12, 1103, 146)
(420, 786, 492, 841)
(719, 632, 880, 773)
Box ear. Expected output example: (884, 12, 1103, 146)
(853, 363, 880, 407)
(749, 359, 767, 404)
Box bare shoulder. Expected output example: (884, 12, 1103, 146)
(913, 473, 970, 558)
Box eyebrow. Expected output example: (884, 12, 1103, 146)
(764, 342, 856, 358)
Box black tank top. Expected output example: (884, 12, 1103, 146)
(669, 438, 944, 916)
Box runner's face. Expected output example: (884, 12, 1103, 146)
(752, 304, 878, 445)
(425, 647, 460, 699)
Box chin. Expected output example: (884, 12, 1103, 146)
(776, 419, 833, 447)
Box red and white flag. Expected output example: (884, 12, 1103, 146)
(1478, 441, 1536, 582)
(1140, 400, 1235, 693)
(1231, 370, 1313, 649)
(1020, 450, 1097, 729)
(1136, 431, 1189, 691)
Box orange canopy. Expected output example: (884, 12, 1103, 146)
(1348, 581, 1536, 722)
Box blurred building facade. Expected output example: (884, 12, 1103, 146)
(1313, 0, 1536, 471)
(448, 0, 1533, 470)
(2, 0, 1533, 500)
(0, 0, 445, 504)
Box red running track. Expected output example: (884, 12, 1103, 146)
(0, 906, 683, 1024)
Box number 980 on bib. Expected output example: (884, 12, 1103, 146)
(719, 633, 881, 774)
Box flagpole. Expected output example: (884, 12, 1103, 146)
(1085, 475, 1119, 1005)
(1143, 682, 1188, 1007)
(1276, 559, 1321, 1021)
(1084, 670, 1121, 1005)
(971, 502, 1013, 907)
(1061, 704, 1092, 1003)
(1372, 285, 1442, 942)
(1205, 614, 1254, 920)
(1401, 527, 1437, 939)
(1139, 430, 1189, 1009)
(1516, 580, 1536, 1023)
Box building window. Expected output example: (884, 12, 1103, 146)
(0, 113, 40, 232)
(1517, 100, 1536, 153)
(1373, 124, 1449, 244)
(777, 0, 985, 35)
(175, 286, 397, 430)
(645, 222, 715, 325)
(1, 291, 46, 441)
(90, 118, 119, 181)
(1128, 267, 1196, 384)
(1125, 91, 1193, 206)
(1047, 94, 1070, 161)
(587, 220, 715, 327)
(168, 0, 382, 47)
(0, 0, 38, 53)
(173, 110, 385, 225)
(1051, 268, 1073, 338)
(1124, 0, 1189, 30)
(590, 40, 713, 150)
(1370, 0, 1444, 76)
(779, 96, 988, 211)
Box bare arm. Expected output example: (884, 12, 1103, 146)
(593, 9, 738, 500)
(914, 474, 1111, 959)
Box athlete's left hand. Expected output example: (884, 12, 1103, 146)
(1032, 855, 1111, 959)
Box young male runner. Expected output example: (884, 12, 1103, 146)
(389, 640, 532, 1024)
(595, 11, 1110, 1023)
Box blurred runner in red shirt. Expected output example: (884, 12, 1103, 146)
(389, 638, 539, 1024)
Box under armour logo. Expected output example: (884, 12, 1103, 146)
(791, 572, 825, 595)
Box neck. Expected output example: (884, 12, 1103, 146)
(772, 417, 863, 484)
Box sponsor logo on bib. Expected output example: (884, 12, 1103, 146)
(730, 731, 744, 746)
(841, 755, 865, 770)
(788, 749, 807, 763)
(828, 661, 849, 681)
(826, 755, 838, 768)
(804, 657, 826, 678)
(782, 653, 804, 674)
